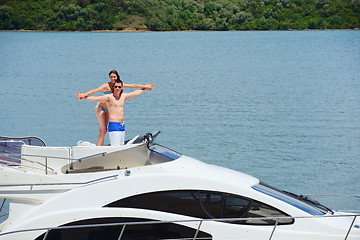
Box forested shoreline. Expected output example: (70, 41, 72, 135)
(0, 0, 359, 31)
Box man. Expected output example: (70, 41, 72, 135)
(78, 79, 152, 146)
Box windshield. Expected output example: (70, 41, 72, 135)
(253, 183, 331, 216)
(147, 144, 182, 164)
(0, 136, 46, 165)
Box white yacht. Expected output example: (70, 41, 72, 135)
(0, 132, 359, 240)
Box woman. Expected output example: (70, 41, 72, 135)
(77, 70, 154, 146)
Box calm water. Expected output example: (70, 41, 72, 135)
(0, 30, 359, 210)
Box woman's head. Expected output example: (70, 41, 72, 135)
(109, 70, 121, 82)
(108, 70, 121, 92)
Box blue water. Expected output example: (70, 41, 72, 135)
(0, 31, 359, 211)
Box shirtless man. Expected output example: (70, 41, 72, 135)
(78, 79, 151, 146)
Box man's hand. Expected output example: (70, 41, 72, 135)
(144, 83, 155, 90)
(76, 92, 86, 99)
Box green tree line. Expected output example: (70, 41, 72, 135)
(0, 0, 359, 31)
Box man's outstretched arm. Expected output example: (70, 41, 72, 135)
(125, 88, 151, 100)
(78, 94, 108, 103)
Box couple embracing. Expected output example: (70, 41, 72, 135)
(77, 70, 154, 146)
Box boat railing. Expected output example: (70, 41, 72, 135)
(304, 194, 360, 201)
(0, 174, 119, 221)
(0, 152, 77, 174)
(0, 213, 359, 240)
(0, 152, 109, 174)
(0, 173, 118, 188)
(302, 194, 360, 213)
(0, 198, 7, 220)
(0, 143, 176, 175)
(0, 153, 57, 174)
(0, 140, 26, 145)
(0, 137, 46, 148)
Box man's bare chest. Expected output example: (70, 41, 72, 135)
(109, 97, 125, 107)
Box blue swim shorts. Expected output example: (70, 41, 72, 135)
(108, 122, 125, 132)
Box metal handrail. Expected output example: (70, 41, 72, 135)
(0, 174, 118, 188)
(0, 156, 56, 174)
(301, 194, 360, 213)
(0, 140, 26, 143)
(0, 152, 71, 174)
(0, 214, 358, 239)
(1, 152, 79, 162)
(303, 194, 360, 200)
(0, 199, 6, 212)
(0, 141, 152, 175)
(0, 136, 47, 146)
(0, 151, 116, 175)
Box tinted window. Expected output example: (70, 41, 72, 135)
(253, 183, 328, 215)
(34, 217, 212, 240)
(106, 190, 294, 225)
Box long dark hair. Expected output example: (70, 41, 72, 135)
(108, 70, 121, 92)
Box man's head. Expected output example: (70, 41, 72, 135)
(113, 79, 123, 94)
